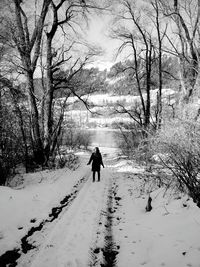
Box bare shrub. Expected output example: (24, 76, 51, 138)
(63, 128, 92, 150)
(115, 123, 155, 167)
(115, 123, 144, 158)
(47, 153, 79, 170)
(0, 109, 27, 184)
(151, 119, 200, 207)
(75, 129, 92, 149)
(55, 153, 79, 170)
(134, 137, 154, 165)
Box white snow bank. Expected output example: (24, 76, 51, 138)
(0, 157, 90, 255)
(112, 165, 200, 267)
(113, 159, 145, 173)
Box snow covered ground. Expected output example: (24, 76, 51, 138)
(112, 166, 200, 267)
(0, 129, 200, 267)
(0, 154, 90, 256)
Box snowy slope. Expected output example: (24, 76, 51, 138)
(0, 155, 90, 256)
(112, 162, 200, 267)
(0, 129, 200, 267)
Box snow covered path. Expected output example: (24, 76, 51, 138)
(1, 129, 200, 267)
(25, 170, 111, 267)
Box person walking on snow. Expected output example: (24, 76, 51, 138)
(87, 147, 104, 182)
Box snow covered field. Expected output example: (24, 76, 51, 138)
(66, 89, 175, 106)
(63, 89, 176, 128)
(0, 129, 200, 267)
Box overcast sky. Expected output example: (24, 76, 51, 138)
(86, 13, 121, 70)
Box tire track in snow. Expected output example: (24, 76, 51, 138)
(88, 175, 111, 267)
(89, 175, 120, 267)
(23, 170, 109, 267)
(102, 180, 120, 267)
(0, 171, 91, 267)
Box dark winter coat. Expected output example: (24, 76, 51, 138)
(88, 152, 104, 172)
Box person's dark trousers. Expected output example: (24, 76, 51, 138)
(93, 171, 100, 182)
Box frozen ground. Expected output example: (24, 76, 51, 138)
(0, 129, 200, 267)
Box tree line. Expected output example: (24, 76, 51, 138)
(109, 0, 200, 129)
(0, 0, 112, 183)
(111, 0, 200, 207)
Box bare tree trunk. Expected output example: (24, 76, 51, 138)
(39, 39, 46, 143)
(26, 71, 44, 163)
(160, 0, 200, 102)
(125, 1, 153, 129)
(43, 1, 59, 162)
(11, 0, 51, 164)
(152, 0, 163, 129)
(145, 45, 152, 128)
(131, 35, 146, 122)
(43, 35, 54, 161)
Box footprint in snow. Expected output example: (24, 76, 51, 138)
(141, 261, 147, 265)
(0, 232, 4, 239)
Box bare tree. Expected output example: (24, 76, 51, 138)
(159, 0, 200, 102)
(112, 0, 155, 129)
(2, 0, 108, 165)
(150, 0, 167, 128)
(40, 0, 108, 163)
(10, 0, 52, 163)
